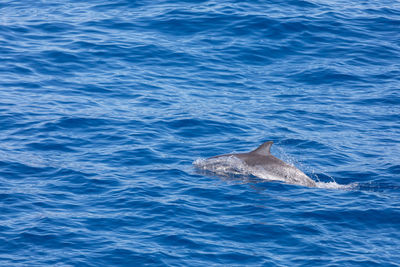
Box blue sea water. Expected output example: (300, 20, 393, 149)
(1, 0, 400, 265)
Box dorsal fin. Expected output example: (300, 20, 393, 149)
(251, 141, 273, 155)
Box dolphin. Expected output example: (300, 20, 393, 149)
(199, 141, 316, 187)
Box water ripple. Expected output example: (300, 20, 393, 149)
(0, 0, 399, 266)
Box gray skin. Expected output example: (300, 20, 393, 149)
(210, 141, 316, 187)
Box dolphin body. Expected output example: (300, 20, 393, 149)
(206, 141, 316, 187)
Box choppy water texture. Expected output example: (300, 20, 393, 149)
(1, 0, 400, 266)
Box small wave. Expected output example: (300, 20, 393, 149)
(315, 181, 358, 190)
(193, 156, 251, 176)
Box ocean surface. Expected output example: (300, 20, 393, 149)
(1, 0, 400, 266)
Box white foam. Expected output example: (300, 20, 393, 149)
(315, 181, 358, 190)
(193, 156, 250, 176)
